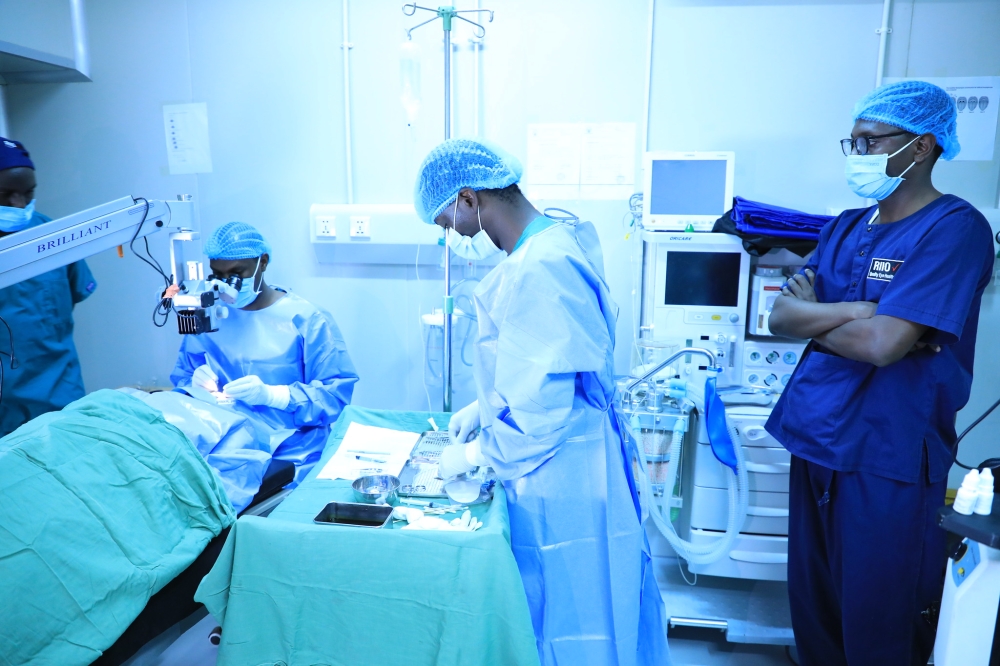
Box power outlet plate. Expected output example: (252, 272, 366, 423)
(315, 216, 336, 239)
(350, 215, 371, 238)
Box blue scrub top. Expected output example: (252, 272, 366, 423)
(0, 213, 97, 437)
(767, 195, 993, 483)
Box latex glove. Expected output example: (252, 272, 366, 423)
(401, 512, 484, 532)
(465, 437, 489, 467)
(438, 443, 477, 479)
(391, 506, 425, 523)
(402, 516, 460, 531)
(449, 400, 481, 445)
(190, 364, 219, 393)
(223, 375, 291, 410)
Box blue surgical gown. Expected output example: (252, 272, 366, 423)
(473, 218, 669, 666)
(0, 212, 97, 437)
(171, 289, 358, 484)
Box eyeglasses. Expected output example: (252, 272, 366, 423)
(840, 131, 911, 156)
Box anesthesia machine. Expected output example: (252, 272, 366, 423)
(619, 151, 809, 582)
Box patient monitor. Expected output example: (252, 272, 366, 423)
(641, 151, 735, 232)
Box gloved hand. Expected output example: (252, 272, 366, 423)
(223, 375, 291, 410)
(438, 436, 490, 480)
(449, 400, 481, 445)
(438, 443, 477, 479)
(191, 364, 219, 393)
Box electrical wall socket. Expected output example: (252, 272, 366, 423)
(350, 215, 371, 238)
(315, 216, 336, 238)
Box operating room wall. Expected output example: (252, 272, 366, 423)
(5, 1, 999, 484)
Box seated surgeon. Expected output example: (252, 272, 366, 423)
(767, 81, 993, 665)
(416, 139, 668, 666)
(171, 221, 358, 483)
(0, 138, 96, 437)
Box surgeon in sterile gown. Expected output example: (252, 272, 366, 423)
(415, 139, 669, 666)
(171, 222, 358, 485)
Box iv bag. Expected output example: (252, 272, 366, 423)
(399, 40, 422, 124)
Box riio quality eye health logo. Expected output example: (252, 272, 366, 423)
(867, 257, 903, 282)
(36, 220, 111, 254)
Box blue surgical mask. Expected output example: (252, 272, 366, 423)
(0, 199, 35, 233)
(446, 203, 502, 261)
(233, 257, 263, 308)
(845, 136, 919, 201)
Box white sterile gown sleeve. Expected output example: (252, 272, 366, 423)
(472, 219, 669, 666)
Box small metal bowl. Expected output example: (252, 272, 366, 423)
(352, 474, 401, 505)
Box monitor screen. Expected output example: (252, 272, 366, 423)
(664, 251, 742, 307)
(648, 159, 728, 216)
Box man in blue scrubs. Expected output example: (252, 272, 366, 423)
(0, 138, 96, 437)
(767, 81, 994, 665)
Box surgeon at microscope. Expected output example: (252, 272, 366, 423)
(0, 137, 97, 437)
(171, 221, 358, 484)
(766, 81, 994, 666)
(415, 138, 668, 666)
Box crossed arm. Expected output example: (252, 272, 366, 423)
(768, 270, 935, 367)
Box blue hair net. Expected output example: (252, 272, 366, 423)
(204, 221, 271, 260)
(413, 138, 524, 224)
(853, 80, 960, 160)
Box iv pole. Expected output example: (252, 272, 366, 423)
(403, 4, 493, 413)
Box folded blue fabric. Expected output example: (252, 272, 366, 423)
(730, 196, 834, 241)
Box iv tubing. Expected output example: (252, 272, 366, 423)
(640, 0, 656, 152)
(875, 0, 892, 87)
(341, 0, 355, 203)
(442, 18, 453, 412)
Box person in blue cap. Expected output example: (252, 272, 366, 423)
(415, 138, 669, 666)
(171, 221, 358, 484)
(767, 81, 993, 664)
(0, 138, 97, 437)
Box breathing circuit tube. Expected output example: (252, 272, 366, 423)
(631, 387, 750, 565)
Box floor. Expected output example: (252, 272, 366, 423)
(123, 613, 218, 666)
